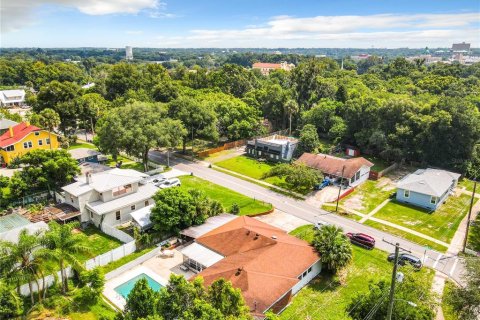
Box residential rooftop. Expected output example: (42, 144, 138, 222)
(296, 152, 373, 179)
(397, 168, 461, 197)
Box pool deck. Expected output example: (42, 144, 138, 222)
(103, 248, 194, 309)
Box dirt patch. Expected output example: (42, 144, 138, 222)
(343, 194, 365, 212)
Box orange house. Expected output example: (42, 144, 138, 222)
(0, 122, 59, 165)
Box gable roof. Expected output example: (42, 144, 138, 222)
(296, 153, 374, 179)
(0, 119, 18, 131)
(193, 216, 319, 314)
(0, 122, 42, 148)
(397, 168, 461, 197)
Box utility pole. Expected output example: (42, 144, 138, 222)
(463, 180, 477, 253)
(335, 165, 346, 212)
(383, 240, 411, 320)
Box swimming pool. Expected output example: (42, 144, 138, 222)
(114, 273, 163, 299)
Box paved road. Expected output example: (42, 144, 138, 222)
(149, 150, 465, 283)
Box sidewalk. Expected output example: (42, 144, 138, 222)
(324, 203, 449, 248)
(359, 198, 391, 223)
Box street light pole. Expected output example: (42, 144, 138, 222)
(335, 165, 346, 212)
(463, 180, 477, 253)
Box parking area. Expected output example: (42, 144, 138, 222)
(254, 209, 310, 232)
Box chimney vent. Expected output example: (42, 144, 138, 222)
(271, 235, 277, 240)
(8, 126, 13, 138)
(86, 172, 92, 184)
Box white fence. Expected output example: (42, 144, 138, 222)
(20, 225, 136, 296)
(101, 224, 135, 243)
(85, 241, 136, 270)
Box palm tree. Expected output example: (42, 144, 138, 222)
(0, 229, 43, 304)
(38, 221, 90, 293)
(38, 108, 60, 150)
(312, 224, 352, 272)
(284, 99, 299, 135)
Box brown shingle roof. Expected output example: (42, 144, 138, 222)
(194, 216, 320, 314)
(296, 153, 374, 179)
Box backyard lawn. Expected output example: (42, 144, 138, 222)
(281, 225, 434, 320)
(76, 226, 123, 262)
(363, 154, 391, 172)
(67, 142, 98, 150)
(371, 195, 475, 244)
(214, 155, 309, 194)
(339, 180, 394, 214)
(178, 175, 272, 215)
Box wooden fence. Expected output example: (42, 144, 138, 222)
(369, 163, 399, 180)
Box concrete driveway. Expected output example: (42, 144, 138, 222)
(306, 186, 341, 207)
(254, 209, 310, 232)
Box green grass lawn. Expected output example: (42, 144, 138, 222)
(371, 195, 474, 244)
(320, 204, 363, 221)
(442, 281, 459, 320)
(363, 155, 391, 172)
(67, 142, 98, 150)
(215, 155, 311, 195)
(467, 214, 480, 252)
(339, 180, 394, 214)
(98, 246, 156, 274)
(178, 175, 272, 215)
(68, 298, 117, 320)
(281, 225, 434, 320)
(364, 220, 447, 252)
(458, 178, 477, 193)
(76, 226, 123, 262)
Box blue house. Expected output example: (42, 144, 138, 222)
(396, 168, 461, 211)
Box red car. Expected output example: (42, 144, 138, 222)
(346, 233, 375, 249)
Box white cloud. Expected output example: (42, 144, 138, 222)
(1, 0, 162, 33)
(158, 12, 479, 48)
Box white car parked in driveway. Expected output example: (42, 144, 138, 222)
(158, 178, 181, 189)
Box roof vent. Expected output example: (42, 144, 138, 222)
(271, 235, 277, 240)
(253, 233, 259, 240)
(235, 267, 243, 276)
(246, 230, 250, 235)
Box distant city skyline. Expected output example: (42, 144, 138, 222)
(1, 0, 479, 48)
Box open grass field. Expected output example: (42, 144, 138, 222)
(339, 180, 394, 214)
(215, 155, 311, 194)
(458, 178, 477, 193)
(76, 226, 123, 262)
(281, 225, 434, 320)
(178, 175, 272, 215)
(371, 195, 474, 244)
(442, 281, 459, 320)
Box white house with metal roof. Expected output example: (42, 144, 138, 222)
(0, 89, 26, 107)
(62, 168, 158, 227)
(396, 168, 461, 210)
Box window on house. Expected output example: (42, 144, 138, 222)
(270, 154, 273, 158)
(258, 151, 262, 156)
(46, 138, 50, 145)
(131, 205, 136, 211)
(112, 184, 132, 197)
(431, 196, 438, 204)
(5, 145, 14, 151)
(356, 171, 360, 180)
(303, 271, 307, 278)
(308, 267, 312, 273)
(90, 210, 93, 219)
(38, 139, 43, 146)
(298, 275, 302, 280)
(70, 196, 74, 202)
(276, 155, 279, 159)
(404, 190, 410, 198)
(115, 211, 121, 220)
(145, 200, 149, 206)
(23, 141, 33, 149)
(34, 132, 40, 136)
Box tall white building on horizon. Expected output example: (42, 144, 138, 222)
(125, 46, 133, 60)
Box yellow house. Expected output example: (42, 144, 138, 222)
(0, 122, 59, 165)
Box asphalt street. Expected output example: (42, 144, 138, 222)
(149, 150, 465, 283)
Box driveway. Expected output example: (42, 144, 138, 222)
(306, 186, 341, 207)
(254, 209, 310, 232)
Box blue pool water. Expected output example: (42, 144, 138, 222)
(114, 273, 163, 299)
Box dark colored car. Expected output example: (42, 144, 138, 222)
(346, 233, 375, 249)
(387, 253, 422, 269)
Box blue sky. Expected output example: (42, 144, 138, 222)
(1, 0, 479, 48)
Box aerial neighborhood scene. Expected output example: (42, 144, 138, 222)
(1, 0, 480, 319)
